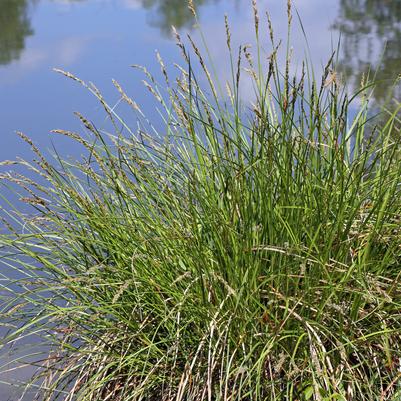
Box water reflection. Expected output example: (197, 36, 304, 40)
(141, 0, 215, 32)
(55, 0, 216, 32)
(0, 0, 35, 65)
(0, 0, 218, 69)
(334, 0, 401, 104)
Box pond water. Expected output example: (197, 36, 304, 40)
(1, 0, 400, 167)
(0, 0, 400, 399)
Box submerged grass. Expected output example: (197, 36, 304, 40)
(1, 2, 401, 400)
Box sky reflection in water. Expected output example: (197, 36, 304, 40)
(1, 0, 399, 165)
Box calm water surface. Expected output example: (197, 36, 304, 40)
(0, 0, 400, 399)
(0, 0, 400, 164)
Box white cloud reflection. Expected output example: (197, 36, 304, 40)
(176, 0, 340, 103)
(57, 36, 92, 66)
(0, 36, 92, 86)
(120, 0, 142, 10)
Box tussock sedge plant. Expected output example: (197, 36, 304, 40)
(1, 2, 401, 400)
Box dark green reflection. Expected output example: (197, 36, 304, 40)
(334, 0, 401, 103)
(141, 0, 215, 33)
(0, 0, 34, 65)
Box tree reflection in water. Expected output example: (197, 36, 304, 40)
(334, 0, 401, 110)
(0, 0, 35, 65)
(141, 0, 216, 33)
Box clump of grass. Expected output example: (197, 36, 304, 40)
(1, 2, 401, 400)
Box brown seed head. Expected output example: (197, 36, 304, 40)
(188, 0, 196, 17)
(287, 0, 292, 25)
(252, 0, 259, 33)
(225, 14, 231, 51)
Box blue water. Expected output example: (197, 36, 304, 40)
(1, 0, 399, 164)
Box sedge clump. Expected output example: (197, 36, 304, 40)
(1, 1, 400, 400)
